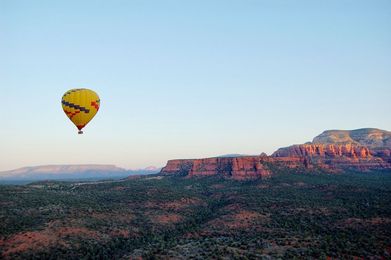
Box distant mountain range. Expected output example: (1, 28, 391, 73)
(0, 164, 160, 184)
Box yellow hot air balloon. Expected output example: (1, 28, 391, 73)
(61, 88, 100, 134)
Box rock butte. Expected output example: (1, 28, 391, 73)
(160, 128, 391, 179)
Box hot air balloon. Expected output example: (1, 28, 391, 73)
(61, 88, 100, 134)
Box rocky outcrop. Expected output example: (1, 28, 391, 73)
(272, 143, 371, 159)
(312, 128, 391, 162)
(160, 128, 391, 179)
(312, 128, 391, 149)
(161, 156, 271, 180)
(272, 129, 391, 171)
(160, 160, 194, 176)
(272, 143, 389, 171)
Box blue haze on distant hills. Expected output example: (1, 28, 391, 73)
(0, 165, 159, 184)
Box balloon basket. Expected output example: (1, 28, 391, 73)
(78, 130, 83, 134)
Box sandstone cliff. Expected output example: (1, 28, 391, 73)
(272, 128, 391, 170)
(160, 128, 391, 178)
(312, 128, 391, 162)
(272, 144, 389, 171)
(161, 156, 271, 180)
(272, 143, 371, 158)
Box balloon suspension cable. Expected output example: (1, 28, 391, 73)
(78, 130, 84, 134)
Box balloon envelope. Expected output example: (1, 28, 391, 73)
(61, 88, 100, 133)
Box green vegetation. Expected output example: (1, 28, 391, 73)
(1, 171, 391, 259)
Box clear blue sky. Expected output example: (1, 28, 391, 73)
(1, 0, 390, 171)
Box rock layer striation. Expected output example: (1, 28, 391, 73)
(160, 128, 391, 178)
(161, 156, 271, 180)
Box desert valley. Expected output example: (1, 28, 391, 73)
(1, 128, 390, 259)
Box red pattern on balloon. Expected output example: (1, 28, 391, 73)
(91, 101, 100, 111)
(65, 110, 81, 119)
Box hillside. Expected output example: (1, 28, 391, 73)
(312, 128, 391, 149)
(1, 172, 390, 259)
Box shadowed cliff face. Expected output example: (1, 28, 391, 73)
(161, 128, 391, 179)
